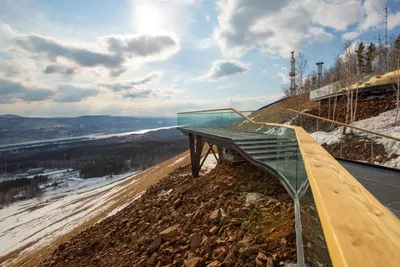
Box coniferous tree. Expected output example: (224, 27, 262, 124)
(355, 42, 365, 75)
(365, 43, 376, 73)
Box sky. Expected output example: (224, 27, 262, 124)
(1, 0, 400, 117)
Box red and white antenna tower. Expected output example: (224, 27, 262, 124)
(289, 51, 296, 94)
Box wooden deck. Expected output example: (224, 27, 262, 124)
(184, 127, 273, 140)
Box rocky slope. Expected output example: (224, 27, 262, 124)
(40, 163, 296, 267)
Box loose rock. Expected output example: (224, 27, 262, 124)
(189, 233, 202, 250)
(186, 257, 205, 267)
(160, 224, 180, 241)
(209, 209, 221, 224)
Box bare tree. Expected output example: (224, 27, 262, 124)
(296, 53, 308, 92)
(342, 40, 357, 134)
(392, 36, 400, 124)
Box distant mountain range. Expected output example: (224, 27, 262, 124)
(0, 114, 177, 145)
(0, 114, 24, 119)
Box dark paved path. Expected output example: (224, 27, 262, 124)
(339, 160, 400, 218)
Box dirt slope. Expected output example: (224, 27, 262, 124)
(306, 98, 396, 123)
(40, 163, 296, 267)
(2, 151, 193, 267)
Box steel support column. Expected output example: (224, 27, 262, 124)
(189, 133, 204, 177)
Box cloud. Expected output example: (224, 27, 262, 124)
(198, 38, 216, 50)
(15, 34, 124, 69)
(4, 24, 179, 77)
(217, 85, 231, 90)
(0, 78, 54, 103)
(101, 83, 132, 92)
(200, 60, 249, 81)
(105, 34, 180, 59)
(123, 88, 175, 100)
(19, 88, 55, 101)
(130, 71, 163, 85)
(43, 64, 77, 76)
(308, 0, 361, 31)
(0, 23, 16, 47)
(342, 31, 360, 41)
(388, 12, 400, 30)
(123, 89, 154, 99)
(100, 72, 163, 92)
(273, 66, 290, 84)
(109, 68, 127, 78)
(54, 85, 98, 103)
(215, 0, 360, 57)
(352, 0, 400, 36)
(309, 26, 334, 42)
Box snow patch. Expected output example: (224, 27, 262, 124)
(158, 189, 173, 197)
(351, 109, 400, 138)
(104, 191, 144, 219)
(201, 156, 218, 174)
(167, 156, 186, 168)
(310, 129, 342, 146)
(309, 108, 400, 169)
(264, 126, 290, 137)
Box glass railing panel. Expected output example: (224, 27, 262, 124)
(300, 183, 332, 266)
(281, 110, 400, 171)
(178, 110, 310, 193)
(296, 152, 308, 192)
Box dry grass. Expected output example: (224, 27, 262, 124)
(263, 93, 318, 111)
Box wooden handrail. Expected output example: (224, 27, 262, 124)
(255, 108, 400, 142)
(295, 127, 400, 267)
(177, 108, 234, 114)
(178, 107, 400, 267)
(285, 109, 400, 141)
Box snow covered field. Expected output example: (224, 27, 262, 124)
(0, 170, 140, 261)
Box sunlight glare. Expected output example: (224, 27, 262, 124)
(135, 4, 162, 34)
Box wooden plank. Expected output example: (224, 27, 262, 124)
(295, 127, 400, 267)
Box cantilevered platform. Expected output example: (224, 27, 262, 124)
(178, 107, 400, 267)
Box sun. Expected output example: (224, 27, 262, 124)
(135, 4, 162, 34)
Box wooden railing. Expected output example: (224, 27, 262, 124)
(275, 108, 400, 141)
(178, 107, 400, 267)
